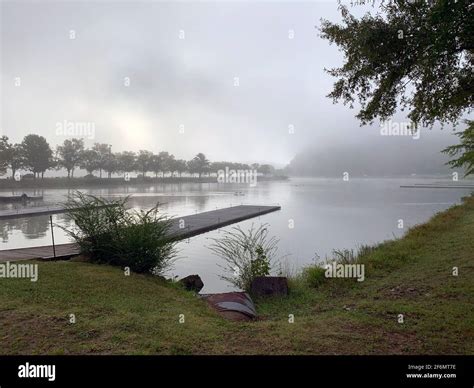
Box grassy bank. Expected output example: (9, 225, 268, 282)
(1, 196, 473, 354)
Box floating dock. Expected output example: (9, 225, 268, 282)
(0, 205, 281, 262)
(0, 204, 116, 220)
(400, 184, 474, 189)
(0, 194, 43, 203)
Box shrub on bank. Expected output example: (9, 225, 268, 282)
(208, 223, 279, 292)
(61, 191, 177, 274)
(301, 265, 326, 288)
(297, 245, 376, 289)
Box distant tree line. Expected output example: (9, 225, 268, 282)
(0, 135, 278, 180)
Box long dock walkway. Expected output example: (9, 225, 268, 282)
(401, 185, 474, 189)
(0, 204, 115, 220)
(400, 183, 474, 189)
(0, 205, 280, 262)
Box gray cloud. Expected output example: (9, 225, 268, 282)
(0, 1, 465, 167)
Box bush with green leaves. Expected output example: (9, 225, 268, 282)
(300, 246, 374, 288)
(61, 191, 177, 274)
(301, 265, 326, 288)
(208, 223, 278, 292)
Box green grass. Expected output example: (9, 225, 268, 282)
(1, 196, 473, 354)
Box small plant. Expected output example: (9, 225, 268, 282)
(208, 223, 278, 292)
(331, 248, 359, 264)
(299, 246, 373, 289)
(301, 265, 326, 288)
(251, 246, 271, 277)
(61, 191, 177, 274)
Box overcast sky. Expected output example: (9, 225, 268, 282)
(0, 0, 467, 166)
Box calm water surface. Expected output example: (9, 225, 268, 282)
(1, 177, 472, 293)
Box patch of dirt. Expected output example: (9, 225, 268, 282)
(0, 310, 71, 354)
(380, 285, 429, 299)
(339, 322, 423, 354)
(0, 310, 112, 355)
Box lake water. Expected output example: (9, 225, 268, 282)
(1, 177, 472, 293)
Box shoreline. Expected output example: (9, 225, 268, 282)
(0, 195, 472, 354)
(0, 175, 289, 190)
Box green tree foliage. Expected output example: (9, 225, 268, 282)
(320, 0, 473, 127)
(116, 151, 136, 177)
(21, 134, 54, 178)
(92, 143, 112, 178)
(0, 136, 10, 176)
(103, 152, 118, 178)
(150, 151, 174, 177)
(136, 150, 154, 177)
(150, 153, 163, 178)
(56, 138, 84, 178)
(0, 134, 277, 180)
(259, 164, 275, 176)
(7, 143, 24, 179)
(442, 120, 474, 176)
(80, 149, 100, 176)
(62, 192, 177, 274)
(160, 152, 174, 175)
(188, 153, 210, 178)
(172, 159, 187, 177)
(208, 224, 278, 292)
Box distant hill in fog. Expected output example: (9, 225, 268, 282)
(287, 134, 459, 177)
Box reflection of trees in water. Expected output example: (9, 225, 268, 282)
(192, 194, 209, 212)
(1, 221, 15, 243)
(0, 183, 221, 243)
(121, 183, 214, 214)
(0, 216, 50, 242)
(29, 189, 45, 198)
(21, 216, 49, 239)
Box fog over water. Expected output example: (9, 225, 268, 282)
(1, 1, 473, 292)
(1, 1, 468, 170)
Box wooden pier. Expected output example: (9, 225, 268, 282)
(401, 185, 474, 189)
(0, 204, 116, 220)
(0, 205, 281, 262)
(400, 183, 474, 189)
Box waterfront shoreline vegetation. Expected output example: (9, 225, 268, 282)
(0, 195, 472, 354)
(0, 134, 287, 187)
(208, 223, 278, 292)
(61, 192, 177, 274)
(0, 174, 288, 190)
